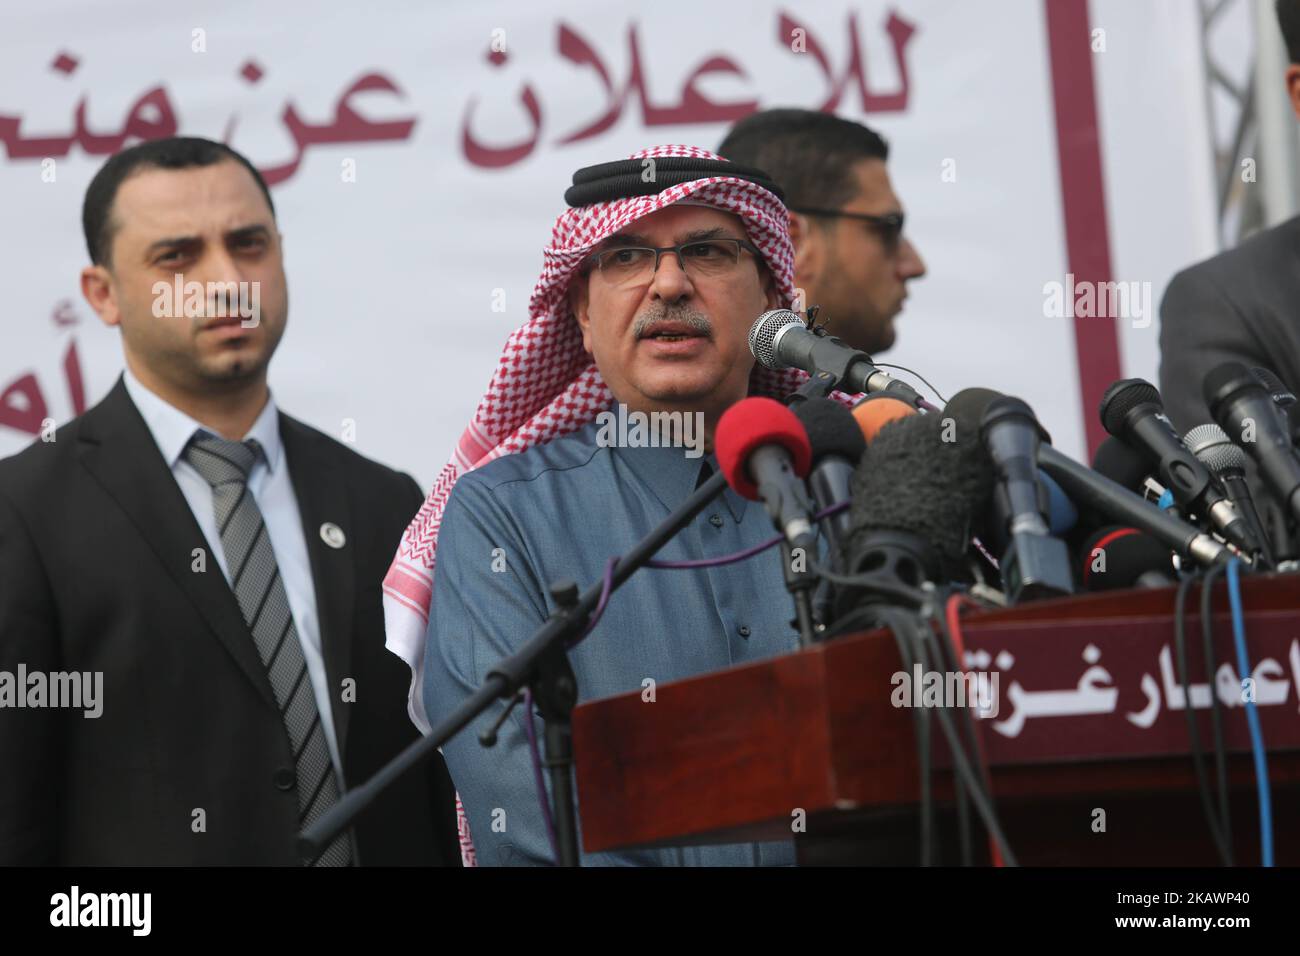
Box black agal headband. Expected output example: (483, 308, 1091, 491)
(564, 156, 785, 207)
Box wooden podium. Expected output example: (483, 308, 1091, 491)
(571, 574, 1300, 864)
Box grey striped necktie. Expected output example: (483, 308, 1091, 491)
(184, 431, 352, 866)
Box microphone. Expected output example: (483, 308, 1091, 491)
(792, 398, 867, 630)
(1091, 433, 1173, 515)
(851, 393, 919, 444)
(748, 309, 923, 405)
(851, 387, 1075, 551)
(1078, 526, 1175, 590)
(714, 396, 817, 551)
(1204, 361, 1300, 523)
(945, 389, 1074, 602)
(936, 385, 1226, 567)
(1099, 378, 1258, 552)
(791, 398, 867, 565)
(860, 391, 1079, 538)
(1069, 440, 1168, 584)
(1092, 435, 1153, 493)
(1184, 423, 1274, 567)
(834, 410, 994, 622)
(1242, 369, 1300, 563)
(1250, 366, 1300, 444)
(1041, 471, 1078, 536)
(1038, 444, 1230, 568)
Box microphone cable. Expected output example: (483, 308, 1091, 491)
(1173, 570, 1232, 865)
(939, 592, 1004, 866)
(870, 361, 950, 406)
(875, 604, 1019, 866)
(922, 599, 973, 866)
(875, 604, 936, 865)
(1199, 563, 1234, 863)
(808, 553, 1017, 866)
(1226, 558, 1274, 866)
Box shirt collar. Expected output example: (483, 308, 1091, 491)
(122, 367, 283, 473)
(600, 408, 747, 524)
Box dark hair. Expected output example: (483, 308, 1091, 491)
(82, 136, 275, 267)
(717, 109, 889, 211)
(1280, 0, 1300, 64)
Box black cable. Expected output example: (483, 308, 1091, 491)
(877, 606, 933, 866)
(892, 607, 1018, 866)
(1200, 563, 1234, 865)
(807, 557, 930, 608)
(871, 362, 950, 405)
(951, 745, 973, 866)
(879, 607, 1018, 866)
(927, 597, 978, 866)
(1173, 571, 1232, 864)
(812, 565, 1006, 865)
(907, 611, 941, 866)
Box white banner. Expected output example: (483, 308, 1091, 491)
(0, 0, 1219, 482)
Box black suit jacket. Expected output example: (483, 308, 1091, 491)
(0, 377, 460, 865)
(1158, 215, 1300, 556)
(1158, 214, 1300, 432)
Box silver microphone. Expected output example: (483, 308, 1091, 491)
(747, 309, 922, 405)
(1185, 422, 1274, 566)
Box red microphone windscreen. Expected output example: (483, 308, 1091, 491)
(714, 397, 812, 500)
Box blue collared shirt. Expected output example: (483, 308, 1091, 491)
(423, 417, 800, 866)
(121, 368, 343, 779)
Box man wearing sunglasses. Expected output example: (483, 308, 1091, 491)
(718, 109, 927, 355)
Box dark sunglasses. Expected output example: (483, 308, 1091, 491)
(790, 207, 906, 252)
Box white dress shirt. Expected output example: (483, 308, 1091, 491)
(122, 369, 344, 779)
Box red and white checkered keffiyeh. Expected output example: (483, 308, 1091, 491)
(382, 144, 815, 866)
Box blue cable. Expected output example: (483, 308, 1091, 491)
(1157, 489, 1175, 511)
(1224, 558, 1273, 866)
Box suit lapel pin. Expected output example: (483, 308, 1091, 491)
(319, 522, 346, 549)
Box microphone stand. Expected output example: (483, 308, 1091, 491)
(786, 369, 838, 405)
(780, 538, 819, 647)
(298, 470, 733, 867)
(784, 370, 838, 643)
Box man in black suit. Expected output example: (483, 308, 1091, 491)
(0, 137, 460, 865)
(1158, 0, 1300, 433)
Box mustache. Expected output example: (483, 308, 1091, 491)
(631, 305, 713, 338)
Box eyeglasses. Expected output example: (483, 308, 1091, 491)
(582, 238, 762, 286)
(791, 207, 906, 253)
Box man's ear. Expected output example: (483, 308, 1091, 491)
(788, 211, 821, 289)
(787, 209, 805, 246)
(568, 277, 594, 354)
(1287, 64, 1300, 121)
(80, 264, 121, 328)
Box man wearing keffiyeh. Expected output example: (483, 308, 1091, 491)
(384, 144, 821, 866)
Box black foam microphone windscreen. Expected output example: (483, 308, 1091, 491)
(1078, 525, 1175, 590)
(1092, 434, 1153, 492)
(793, 398, 867, 467)
(842, 410, 994, 576)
